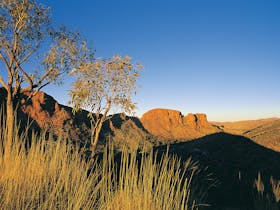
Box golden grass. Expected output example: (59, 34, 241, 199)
(253, 173, 280, 210)
(98, 148, 203, 210)
(0, 127, 99, 209)
(0, 114, 203, 209)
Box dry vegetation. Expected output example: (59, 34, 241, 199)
(253, 173, 280, 210)
(0, 115, 204, 210)
(109, 119, 153, 152)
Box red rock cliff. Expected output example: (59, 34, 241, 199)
(0, 88, 89, 142)
(141, 108, 219, 140)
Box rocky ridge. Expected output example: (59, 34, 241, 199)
(0, 89, 219, 145)
(4, 89, 279, 152)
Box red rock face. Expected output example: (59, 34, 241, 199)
(19, 91, 79, 139)
(0, 88, 89, 142)
(184, 113, 213, 129)
(140, 109, 184, 138)
(184, 113, 197, 129)
(141, 108, 219, 140)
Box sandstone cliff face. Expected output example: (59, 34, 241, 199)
(20, 91, 72, 133)
(0, 88, 90, 142)
(141, 108, 219, 140)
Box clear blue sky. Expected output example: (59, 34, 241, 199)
(41, 0, 280, 121)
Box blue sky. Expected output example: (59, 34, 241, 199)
(40, 0, 280, 121)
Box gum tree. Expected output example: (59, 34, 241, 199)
(0, 0, 89, 152)
(69, 55, 142, 153)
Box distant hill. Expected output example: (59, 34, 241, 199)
(212, 118, 279, 134)
(244, 119, 280, 151)
(212, 118, 280, 151)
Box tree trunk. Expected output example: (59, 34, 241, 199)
(5, 86, 14, 162)
(91, 120, 103, 154)
(91, 102, 111, 155)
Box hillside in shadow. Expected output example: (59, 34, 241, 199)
(154, 132, 280, 210)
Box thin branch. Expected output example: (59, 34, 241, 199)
(13, 73, 22, 97)
(19, 49, 36, 65)
(12, 28, 19, 56)
(37, 81, 50, 91)
(10, 53, 34, 88)
(1, 50, 14, 85)
(0, 52, 11, 72)
(0, 76, 8, 90)
(30, 67, 55, 90)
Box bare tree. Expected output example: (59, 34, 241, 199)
(0, 0, 90, 154)
(69, 55, 142, 153)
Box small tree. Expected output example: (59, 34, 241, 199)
(0, 0, 89, 153)
(69, 55, 142, 153)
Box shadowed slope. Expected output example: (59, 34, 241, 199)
(155, 132, 280, 209)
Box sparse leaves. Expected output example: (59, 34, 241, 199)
(69, 54, 143, 152)
(0, 0, 91, 92)
(69, 55, 142, 115)
(0, 0, 92, 148)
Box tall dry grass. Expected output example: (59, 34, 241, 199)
(0, 112, 205, 209)
(253, 173, 280, 210)
(0, 122, 100, 209)
(98, 148, 206, 210)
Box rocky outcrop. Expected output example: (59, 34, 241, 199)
(141, 108, 220, 140)
(0, 88, 91, 142)
(184, 113, 212, 129)
(20, 91, 72, 132)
